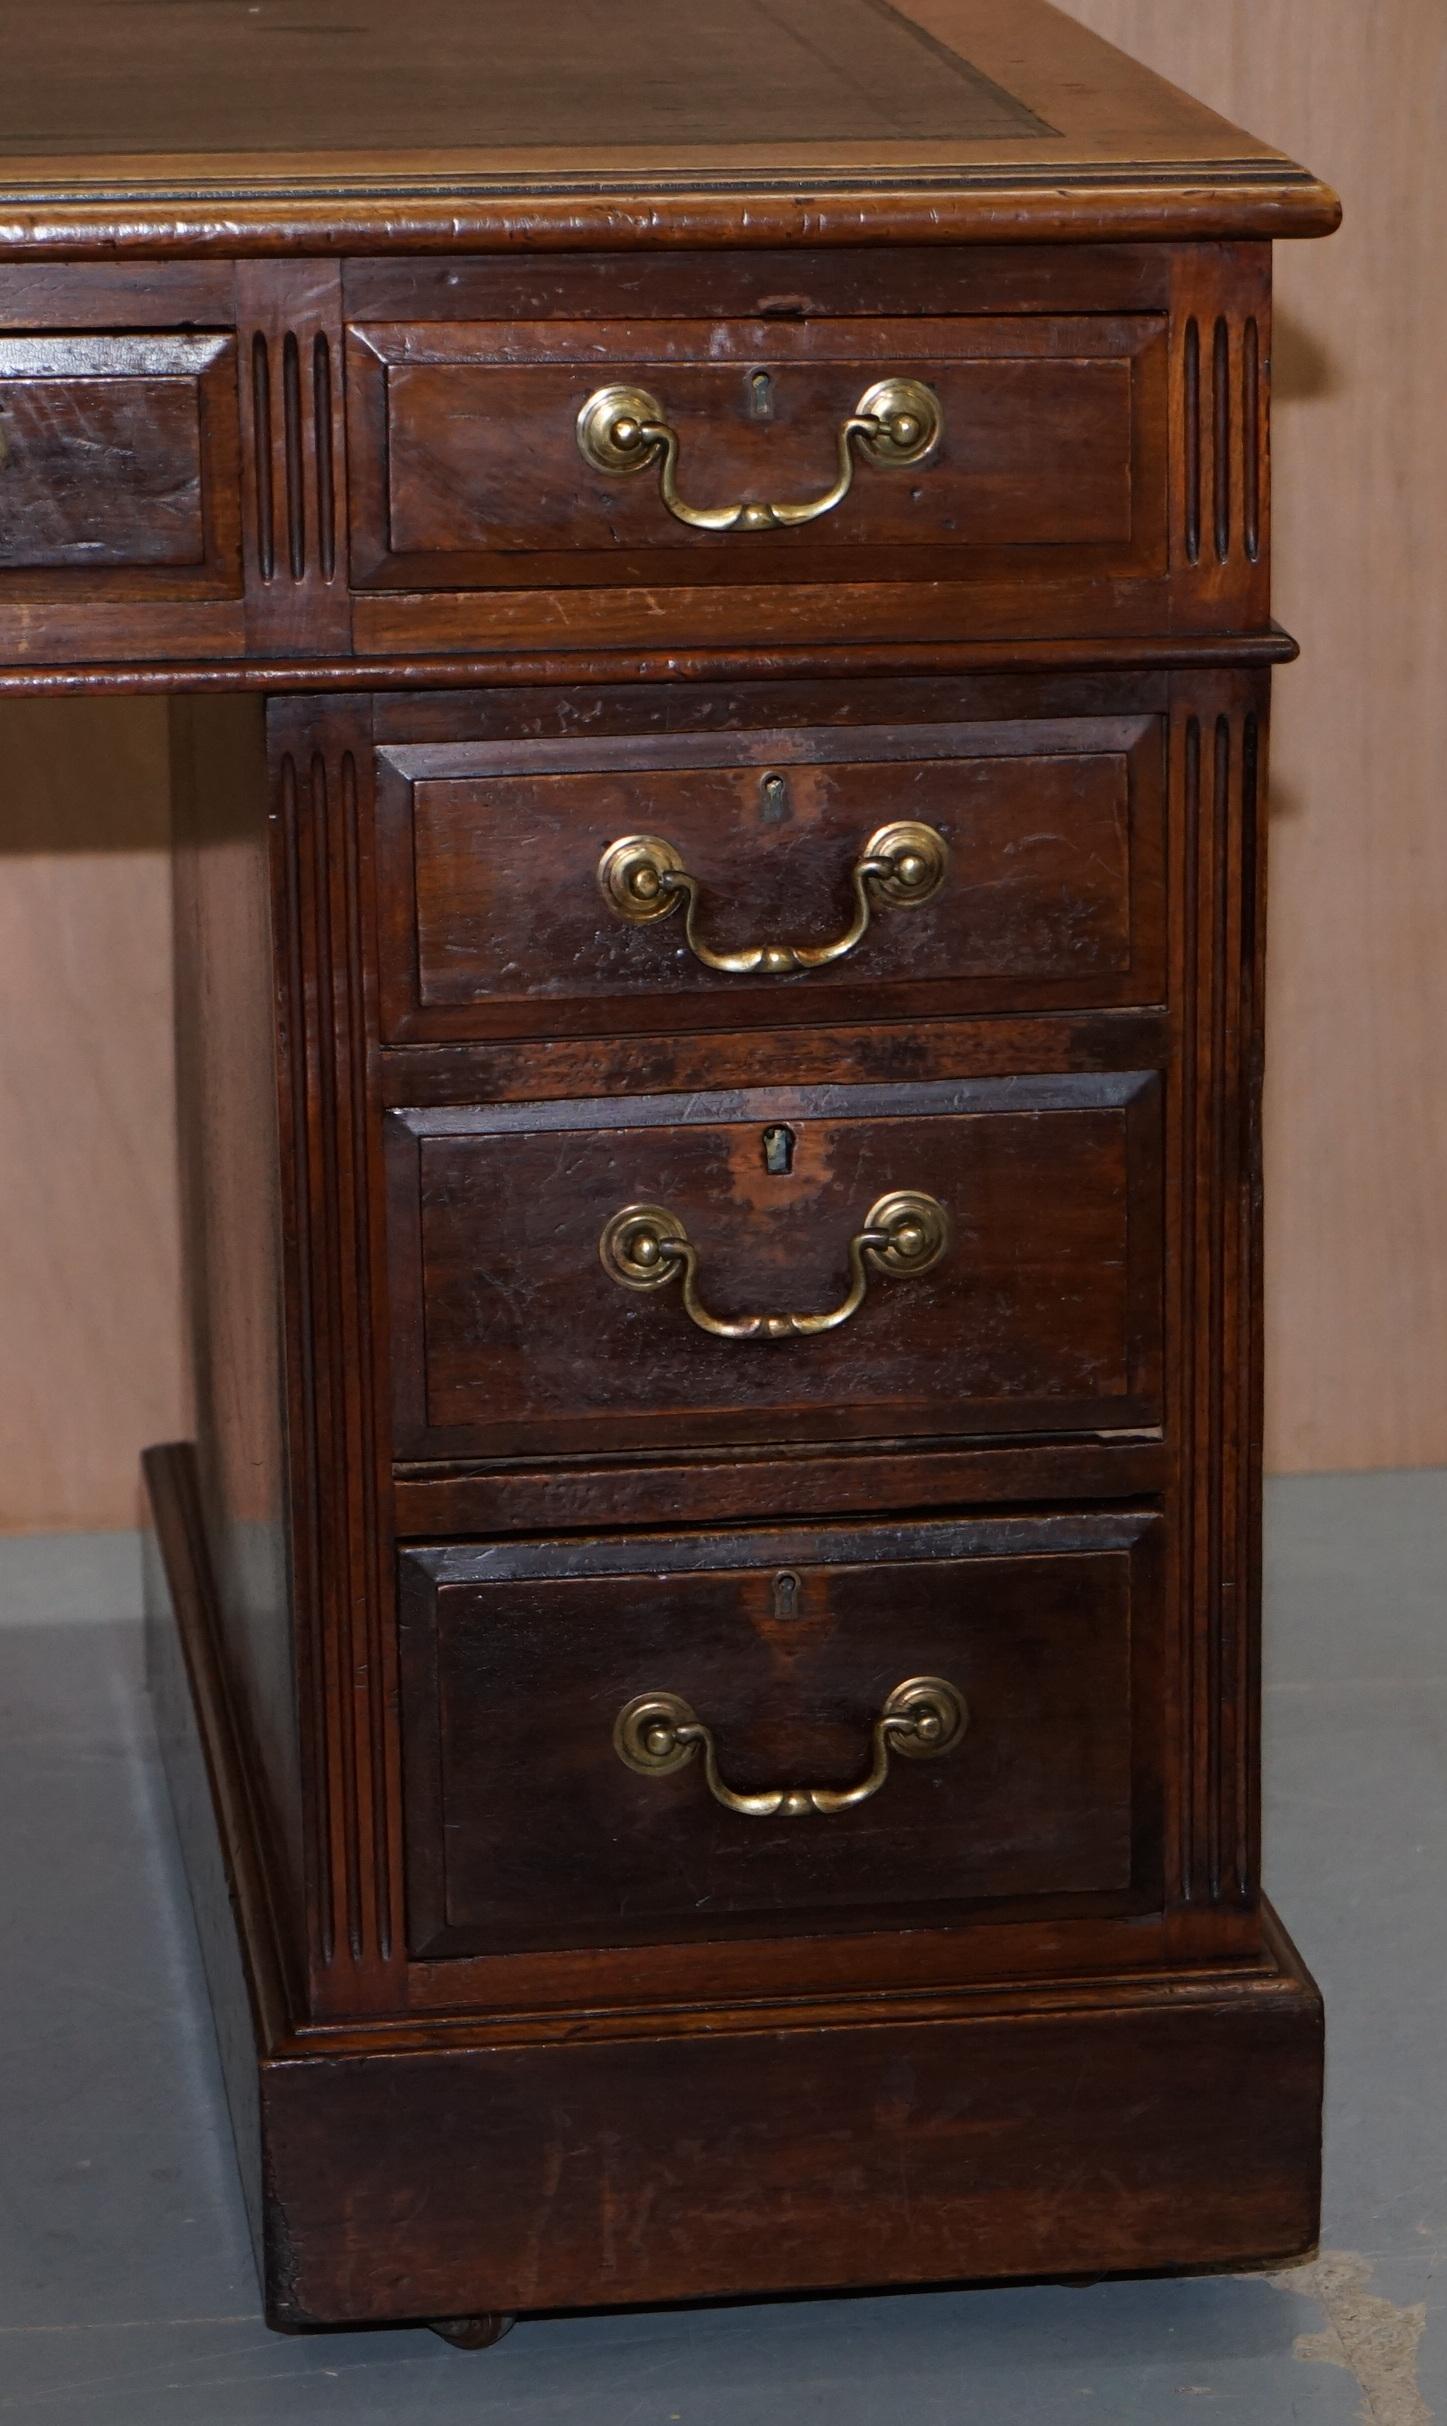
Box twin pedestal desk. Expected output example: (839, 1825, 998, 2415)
(3, 0, 1339, 2343)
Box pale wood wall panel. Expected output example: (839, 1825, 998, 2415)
(1063, 0, 1447, 1474)
(0, 699, 187, 1531)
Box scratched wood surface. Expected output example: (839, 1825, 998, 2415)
(388, 1079, 1163, 1461)
(399, 1515, 1154, 1959)
(0, 3, 1440, 1525)
(0, 0, 1304, 189)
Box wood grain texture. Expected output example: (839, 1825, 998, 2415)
(146, 1433, 1320, 2331)
(236, 263, 349, 655)
(342, 241, 1177, 324)
(170, 697, 301, 1922)
(261, 653, 1272, 2060)
(0, 341, 212, 572)
(0, 696, 186, 1531)
(3, 0, 1426, 1515)
(348, 312, 1161, 586)
(0, 628, 1302, 698)
(143, 1441, 282, 2269)
(268, 704, 404, 2017)
(1060, 0, 1447, 1473)
(0, 0, 1336, 252)
(337, 245, 1272, 658)
(2, 1, 1337, 2334)
(399, 1514, 1160, 1962)
(0, 334, 241, 592)
(260, 1933, 1321, 2325)
(386, 1075, 1165, 1461)
(0, 52, 1390, 1500)
(338, 241, 1264, 664)
(376, 709, 1165, 1043)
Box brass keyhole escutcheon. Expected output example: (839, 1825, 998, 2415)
(772, 1570, 802, 1620)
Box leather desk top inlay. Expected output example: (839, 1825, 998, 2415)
(0, 0, 1338, 246)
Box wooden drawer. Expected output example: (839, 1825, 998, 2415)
(347, 313, 1168, 603)
(385, 1072, 1164, 1461)
(399, 1512, 1164, 1960)
(375, 713, 1166, 1044)
(0, 334, 242, 597)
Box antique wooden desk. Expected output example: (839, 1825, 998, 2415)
(4, 0, 1339, 2343)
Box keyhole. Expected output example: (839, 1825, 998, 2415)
(772, 1570, 802, 1620)
(760, 770, 790, 825)
(749, 368, 775, 421)
(763, 1124, 796, 1177)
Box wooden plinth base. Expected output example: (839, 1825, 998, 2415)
(143, 1441, 1323, 2334)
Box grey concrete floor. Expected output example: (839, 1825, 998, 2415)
(0, 1474, 1442, 2422)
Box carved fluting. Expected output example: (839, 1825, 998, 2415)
(283, 332, 305, 581)
(275, 738, 400, 2007)
(1183, 316, 1201, 565)
(1212, 317, 1231, 563)
(277, 752, 329, 1961)
(238, 265, 348, 650)
(1175, 687, 1265, 1908)
(314, 333, 338, 582)
(249, 329, 315, 585)
(1242, 317, 1262, 564)
(250, 334, 275, 584)
(1175, 278, 1268, 578)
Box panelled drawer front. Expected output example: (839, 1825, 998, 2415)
(386, 1074, 1164, 1461)
(400, 1513, 1164, 1959)
(375, 715, 1166, 1043)
(347, 314, 1167, 595)
(0, 335, 242, 595)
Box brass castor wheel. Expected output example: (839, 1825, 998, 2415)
(429, 2312, 516, 2350)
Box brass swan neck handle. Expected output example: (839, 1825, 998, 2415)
(598, 820, 949, 977)
(598, 1191, 950, 1342)
(576, 376, 944, 533)
(613, 1677, 968, 1818)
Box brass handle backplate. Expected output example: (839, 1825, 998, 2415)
(598, 1189, 949, 1342)
(576, 376, 944, 533)
(598, 819, 949, 976)
(614, 1676, 968, 1818)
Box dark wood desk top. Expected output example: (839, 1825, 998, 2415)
(3, 0, 1338, 253)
